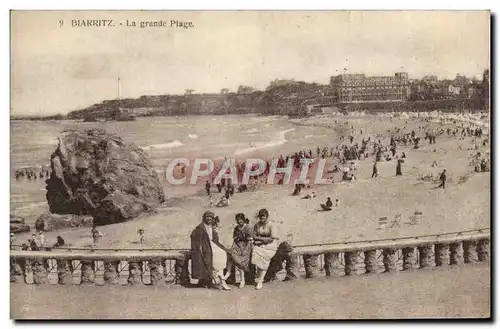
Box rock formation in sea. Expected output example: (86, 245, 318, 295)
(35, 213, 93, 231)
(10, 215, 30, 233)
(45, 128, 165, 225)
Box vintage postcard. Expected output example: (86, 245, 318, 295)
(9, 10, 490, 319)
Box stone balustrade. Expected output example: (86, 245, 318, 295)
(10, 231, 490, 286)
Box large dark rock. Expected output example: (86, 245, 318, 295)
(10, 215, 30, 233)
(10, 224, 30, 233)
(35, 213, 94, 231)
(46, 129, 165, 225)
(10, 215, 25, 225)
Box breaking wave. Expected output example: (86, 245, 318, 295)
(243, 128, 260, 134)
(233, 128, 295, 156)
(141, 140, 184, 151)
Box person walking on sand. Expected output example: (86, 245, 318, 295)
(91, 226, 102, 248)
(205, 180, 211, 196)
(372, 161, 379, 178)
(396, 159, 403, 176)
(38, 231, 46, 249)
(137, 229, 145, 245)
(438, 169, 447, 189)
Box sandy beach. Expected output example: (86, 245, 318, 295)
(11, 114, 490, 251)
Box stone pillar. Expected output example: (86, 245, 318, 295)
(80, 260, 95, 285)
(303, 254, 319, 278)
(103, 260, 120, 285)
(284, 254, 300, 281)
(402, 247, 417, 270)
(323, 252, 340, 277)
(383, 248, 398, 273)
(450, 242, 464, 265)
(57, 259, 74, 285)
(364, 250, 378, 274)
(33, 259, 49, 285)
(127, 261, 143, 285)
(434, 243, 450, 266)
(344, 252, 358, 276)
(418, 245, 434, 268)
(10, 258, 24, 283)
(477, 239, 489, 262)
(174, 257, 191, 285)
(463, 240, 478, 263)
(149, 258, 165, 286)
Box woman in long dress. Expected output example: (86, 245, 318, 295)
(224, 213, 253, 288)
(252, 208, 278, 290)
(210, 216, 231, 290)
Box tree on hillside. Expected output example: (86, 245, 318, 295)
(237, 85, 255, 94)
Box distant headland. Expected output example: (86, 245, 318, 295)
(12, 71, 489, 121)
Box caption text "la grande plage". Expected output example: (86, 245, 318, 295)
(60, 19, 194, 29)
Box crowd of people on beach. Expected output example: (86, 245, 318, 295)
(199, 116, 489, 214)
(11, 231, 65, 251)
(14, 167, 50, 181)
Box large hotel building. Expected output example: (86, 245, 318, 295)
(329, 72, 411, 103)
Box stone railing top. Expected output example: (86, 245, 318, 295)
(10, 250, 187, 261)
(10, 228, 489, 260)
(292, 230, 490, 256)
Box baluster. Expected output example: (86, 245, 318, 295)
(383, 248, 398, 273)
(149, 258, 165, 286)
(80, 260, 96, 285)
(303, 254, 319, 278)
(364, 250, 378, 274)
(323, 252, 340, 277)
(450, 242, 464, 265)
(127, 261, 143, 285)
(33, 259, 49, 285)
(284, 254, 300, 281)
(477, 239, 489, 262)
(10, 258, 24, 283)
(344, 252, 357, 276)
(57, 259, 74, 285)
(418, 245, 434, 268)
(434, 243, 450, 266)
(103, 260, 120, 285)
(463, 240, 478, 263)
(175, 257, 190, 285)
(403, 247, 417, 270)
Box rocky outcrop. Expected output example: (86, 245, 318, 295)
(10, 215, 30, 233)
(45, 129, 165, 225)
(35, 213, 93, 231)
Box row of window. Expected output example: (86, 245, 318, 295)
(332, 82, 410, 87)
(337, 86, 409, 91)
(339, 96, 407, 101)
(338, 91, 408, 96)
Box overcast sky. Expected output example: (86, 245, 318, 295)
(11, 11, 490, 116)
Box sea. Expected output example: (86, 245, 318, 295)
(10, 115, 336, 223)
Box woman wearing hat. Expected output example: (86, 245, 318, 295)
(252, 208, 278, 290)
(190, 211, 230, 290)
(224, 213, 253, 289)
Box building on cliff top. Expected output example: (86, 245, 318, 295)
(329, 72, 411, 103)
